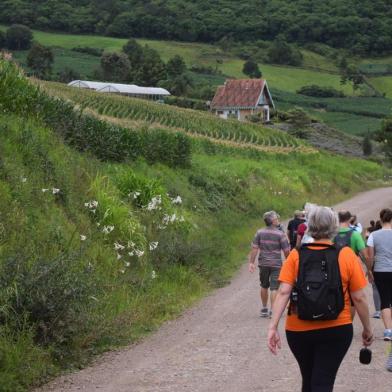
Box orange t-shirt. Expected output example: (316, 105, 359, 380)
(279, 243, 368, 331)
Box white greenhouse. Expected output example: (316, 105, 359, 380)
(67, 80, 171, 101)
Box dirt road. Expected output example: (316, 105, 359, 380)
(39, 187, 392, 392)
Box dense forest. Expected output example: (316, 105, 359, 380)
(1, 0, 392, 55)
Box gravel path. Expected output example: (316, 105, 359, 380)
(38, 187, 392, 392)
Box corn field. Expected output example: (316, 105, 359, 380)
(40, 82, 316, 154)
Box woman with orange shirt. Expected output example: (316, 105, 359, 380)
(268, 206, 373, 392)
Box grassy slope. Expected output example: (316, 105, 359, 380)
(368, 76, 392, 99)
(1, 61, 390, 390)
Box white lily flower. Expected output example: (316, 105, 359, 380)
(80, 235, 87, 241)
(149, 242, 158, 251)
(52, 188, 60, 194)
(120, 269, 125, 274)
(102, 225, 114, 234)
(135, 249, 144, 257)
(114, 242, 125, 250)
(172, 196, 182, 204)
(41, 188, 49, 193)
(151, 270, 156, 279)
(117, 253, 122, 260)
(128, 251, 134, 256)
(21, 177, 27, 183)
(125, 262, 130, 267)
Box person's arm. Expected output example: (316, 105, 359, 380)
(366, 246, 375, 282)
(248, 246, 259, 273)
(267, 282, 292, 354)
(350, 288, 374, 346)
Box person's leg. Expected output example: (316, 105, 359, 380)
(259, 267, 270, 317)
(372, 281, 381, 312)
(269, 267, 281, 311)
(260, 288, 269, 307)
(374, 272, 392, 330)
(286, 330, 314, 392)
(311, 324, 353, 392)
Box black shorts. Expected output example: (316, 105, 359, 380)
(259, 266, 280, 290)
(373, 272, 392, 310)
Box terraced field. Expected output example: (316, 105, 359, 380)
(40, 82, 315, 154)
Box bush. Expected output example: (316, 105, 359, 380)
(5, 24, 33, 50)
(297, 85, 345, 98)
(0, 253, 96, 350)
(72, 46, 103, 57)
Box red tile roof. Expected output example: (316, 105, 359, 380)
(211, 79, 266, 109)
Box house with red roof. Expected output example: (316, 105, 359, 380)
(210, 79, 274, 122)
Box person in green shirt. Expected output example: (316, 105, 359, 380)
(336, 211, 366, 256)
(336, 210, 368, 319)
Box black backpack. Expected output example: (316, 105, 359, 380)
(333, 229, 354, 251)
(290, 243, 345, 321)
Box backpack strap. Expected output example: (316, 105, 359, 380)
(300, 242, 336, 250)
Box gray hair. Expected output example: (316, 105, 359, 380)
(263, 210, 279, 226)
(307, 206, 339, 240)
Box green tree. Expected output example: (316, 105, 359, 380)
(100, 51, 131, 82)
(6, 24, 33, 50)
(134, 46, 166, 86)
(286, 107, 311, 138)
(26, 43, 54, 79)
(0, 30, 5, 49)
(340, 64, 364, 92)
(57, 67, 81, 83)
(122, 38, 144, 68)
(242, 60, 262, 78)
(167, 55, 187, 78)
(362, 133, 372, 156)
(376, 118, 392, 161)
(266, 36, 303, 66)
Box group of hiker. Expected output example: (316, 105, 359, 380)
(248, 205, 392, 392)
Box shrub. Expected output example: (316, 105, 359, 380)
(71, 46, 104, 57)
(0, 253, 96, 350)
(297, 85, 345, 98)
(5, 24, 33, 50)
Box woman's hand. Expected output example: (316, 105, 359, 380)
(367, 270, 374, 284)
(267, 327, 281, 355)
(362, 328, 374, 347)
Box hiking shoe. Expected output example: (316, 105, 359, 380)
(373, 311, 381, 319)
(260, 307, 269, 318)
(383, 329, 392, 341)
(387, 346, 392, 372)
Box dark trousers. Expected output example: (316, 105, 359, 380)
(374, 271, 392, 310)
(286, 324, 353, 392)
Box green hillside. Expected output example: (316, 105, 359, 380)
(1, 0, 392, 56)
(0, 59, 389, 391)
(3, 24, 391, 139)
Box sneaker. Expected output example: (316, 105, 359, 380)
(383, 329, 392, 341)
(373, 311, 381, 319)
(260, 307, 269, 318)
(386, 346, 392, 372)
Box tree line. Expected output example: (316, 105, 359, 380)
(1, 0, 392, 55)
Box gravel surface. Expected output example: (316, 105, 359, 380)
(37, 187, 392, 392)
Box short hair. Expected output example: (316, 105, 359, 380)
(263, 210, 279, 226)
(294, 209, 304, 218)
(307, 206, 339, 240)
(381, 208, 392, 223)
(338, 210, 352, 223)
(349, 215, 357, 224)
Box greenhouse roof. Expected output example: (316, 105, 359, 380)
(67, 80, 170, 96)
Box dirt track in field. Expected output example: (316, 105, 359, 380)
(38, 187, 392, 392)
